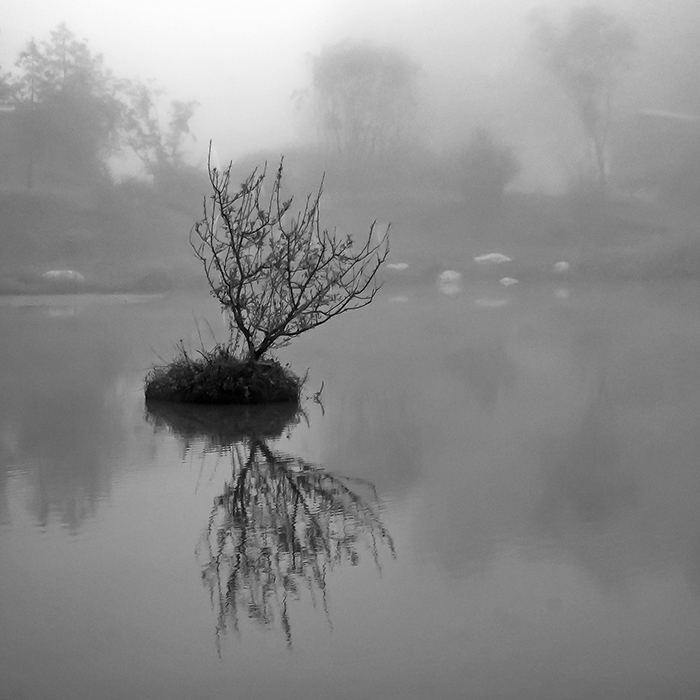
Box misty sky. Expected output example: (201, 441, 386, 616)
(1, 0, 549, 161)
(2, 0, 693, 182)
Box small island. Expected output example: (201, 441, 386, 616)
(144, 150, 389, 404)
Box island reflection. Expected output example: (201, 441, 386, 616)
(145, 400, 395, 650)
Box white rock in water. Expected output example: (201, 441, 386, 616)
(553, 261, 570, 272)
(386, 262, 409, 270)
(438, 270, 461, 282)
(474, 253, 512, 264)
(42, 270, 85, 282)
(437, 270, 462, 295)
(438, 283, 461, 296)
(499, 277, 518, 286)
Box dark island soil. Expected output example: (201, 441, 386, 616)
(144, 345, 302, 405)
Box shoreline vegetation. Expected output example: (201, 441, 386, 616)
(2, 189, 700, 298)
(0, 266, 199, 296)
(4, 182, 699, 405)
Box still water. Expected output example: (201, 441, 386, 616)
(1, 281, 700, 700)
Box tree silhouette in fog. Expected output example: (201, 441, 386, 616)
(146, 401, 395, 649)
(0, 309, 131, 531)
(1, 23, 198, 191)
(121, 81, 201, 210)
(6, 23, 124, 186)
(187, 153, 388, 368)
(531, 5, 636, 190)
(459, 128, 521, 214)
(307, 40, 419, 160)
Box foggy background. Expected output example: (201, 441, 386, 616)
(4, 0, 697, 176)
(4, 7, 700, 696)
(2, 0, 700, 293)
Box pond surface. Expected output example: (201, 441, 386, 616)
(2, 281, 700, 700)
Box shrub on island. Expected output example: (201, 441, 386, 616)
(145, 344, 302, 404)
(145, 147, 388, 404)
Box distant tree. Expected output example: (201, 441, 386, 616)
(307, 40, 419, 160)
(3, 23, 199, 193)
(120, 80, 201, 212)
(459, 128, 520, 211)
(191, 149, 389, 364)
(0, 73, 10, 104)
(0, 43, 11, 105)
(9, 23, 124, 180)
(531, 5, 636, 189)
(123, 80, 198, 180)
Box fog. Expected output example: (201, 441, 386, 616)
(4, 4, 700, 697)
(6, 0, 693, 175)
(2, 0, 700, 289)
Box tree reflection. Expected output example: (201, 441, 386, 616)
(537, 370, 635, 528)
(444, 342, 518, 411)
(0, 307, 132, 530)
(145, 401, 395, 649)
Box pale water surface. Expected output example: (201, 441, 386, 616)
(1, 282, 700, 700)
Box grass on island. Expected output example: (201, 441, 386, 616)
(144, 344, 302, 405)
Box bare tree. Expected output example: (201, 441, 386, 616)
(190, 148, 389, 363)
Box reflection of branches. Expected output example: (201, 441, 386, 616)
(197, 438, 395, 650)
(145, 400, 395, 650)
